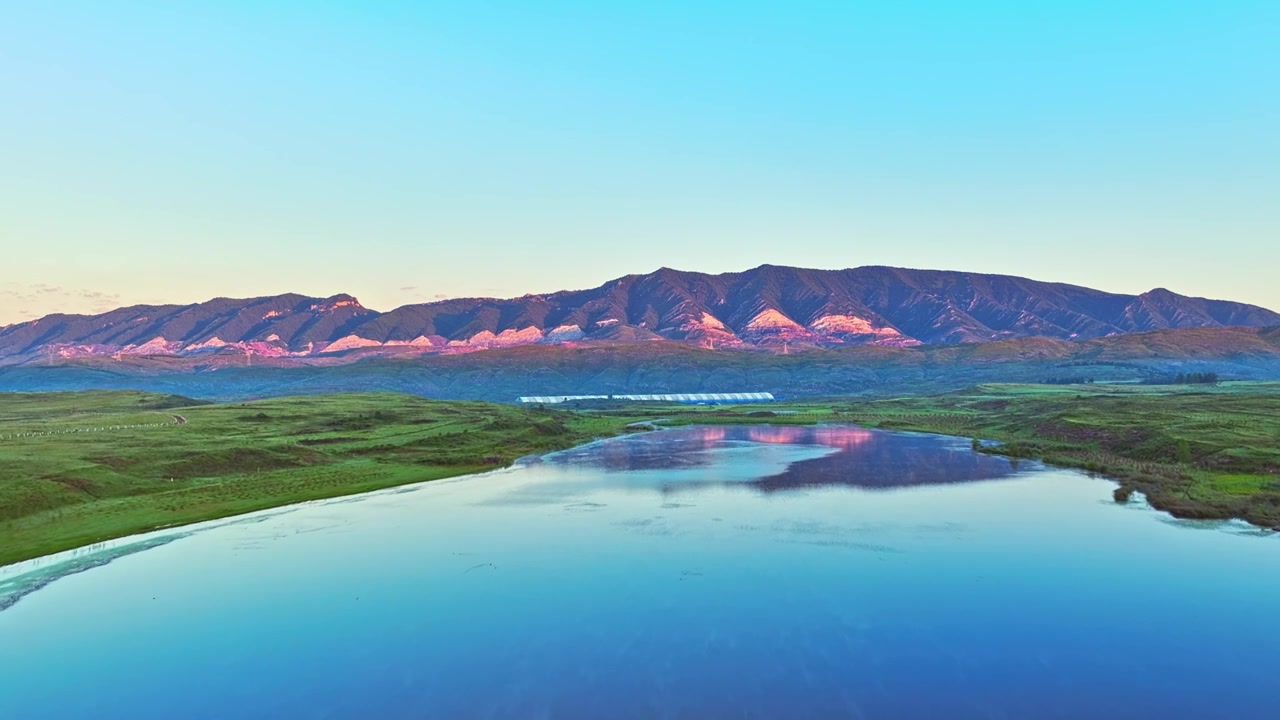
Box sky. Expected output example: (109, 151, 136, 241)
(2, 1, 1278, 324)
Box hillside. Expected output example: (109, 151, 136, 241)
(3, 265, 1278, 364)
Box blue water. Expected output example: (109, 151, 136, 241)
(2, 425, 1277, 719)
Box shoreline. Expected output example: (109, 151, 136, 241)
(0, 419, 1007, 570)
(0, 461, 526, 573)
(835, 385, 1280, 532)
(973, 443, 1280, 531)
(6, 385, 1277, 568)
(5, 415, 1274, 615)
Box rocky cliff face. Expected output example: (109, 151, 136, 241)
(3, 265, 1278, 363)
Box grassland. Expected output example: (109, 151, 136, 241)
(831, 382, 1280, 528)
(0, 391, 635, 566)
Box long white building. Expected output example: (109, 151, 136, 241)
(517, 392, 775, 405)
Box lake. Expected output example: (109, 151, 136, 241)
(1, 425, 1277, 719)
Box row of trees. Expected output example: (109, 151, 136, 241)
(1042, 376, 1096, 385)
(1043, 372, 1221, 386)
(1176, 372, 1220, 385)
(1142, 372, 1220, 385)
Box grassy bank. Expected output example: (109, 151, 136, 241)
(835, 383, 1280, 528)
(0, 391, 636, 566)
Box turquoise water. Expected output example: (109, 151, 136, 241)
(1, 425, 1277, 719)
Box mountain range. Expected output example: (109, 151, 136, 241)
(3, 265, 1278, 365)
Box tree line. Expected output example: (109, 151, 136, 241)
(1142, 372, 1219, 385)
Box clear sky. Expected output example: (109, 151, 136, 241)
(2, 1, 1277, 324)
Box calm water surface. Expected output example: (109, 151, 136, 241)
(1, 425, 1277, 719)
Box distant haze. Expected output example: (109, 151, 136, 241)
(2, 2, 1278, 325)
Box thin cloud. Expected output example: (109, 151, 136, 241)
(0, 284, 125, 324)
(80, 290, 121, 302)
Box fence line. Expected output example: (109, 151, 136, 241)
(0, 418, 184, 442)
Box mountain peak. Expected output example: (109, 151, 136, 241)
(311, 294, 365, 312)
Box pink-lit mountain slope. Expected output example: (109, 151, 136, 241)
(2, 265, 1277, 364)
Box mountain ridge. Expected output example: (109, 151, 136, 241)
(3, 265, 1278, 365)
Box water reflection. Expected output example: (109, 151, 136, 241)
(540, 425, 1025, 495)
(4, 423, 1279, 720)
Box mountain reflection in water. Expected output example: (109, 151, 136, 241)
(539, 425, 1025, 494)
(6, 421, 1279, 720)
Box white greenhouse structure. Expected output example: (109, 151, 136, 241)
(517, 392, 775, 405)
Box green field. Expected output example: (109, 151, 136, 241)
(833, 383, 1280, 528)
(0, 391, 636, 566)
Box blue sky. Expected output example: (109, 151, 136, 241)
(2, 1, 1277, 323)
